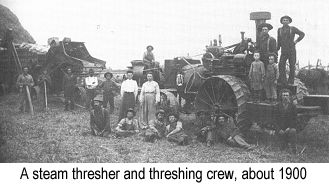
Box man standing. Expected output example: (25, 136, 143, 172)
(256, 23, 277, 65)
(16, 66, 34, 113)
(119, 71, 138, 121)
(63, 68, 77, 111)
(85, 69, 98, 109)
(140, 72, 160, 127)
(90, 95, 111, 137)
(277, 15, 305, 85)
(99, 72, 120, 113)
(275, 89, 298, 153)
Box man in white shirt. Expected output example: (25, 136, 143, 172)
(118, 71, 138, 121)
(85, 69, 98, 109)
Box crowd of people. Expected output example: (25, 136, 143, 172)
(15, 15, 303, 154)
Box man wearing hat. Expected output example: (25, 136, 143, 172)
(143, 45, 155, 69)
(99, 72, 120, 113)
(115, 108, 139, 137)
(256, 22, 277, 66)
(277, 15, 305, 85)
(90, 94, 111, 137)
(84, 69, 99, 109)
(166, 112, 189, 145)
(144, 109, 167, 142)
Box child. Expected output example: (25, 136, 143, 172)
(264, 54, 279, 103)
(249, 52, 265, 102)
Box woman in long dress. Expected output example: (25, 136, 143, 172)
(139, 73, 160, 127)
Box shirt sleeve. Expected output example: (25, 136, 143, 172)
(155, 82, 160, 102)
(29, 75, 34, 87)
(277, 28, 281, 51)
(260, 62, 265, 78)
(134, 81, 138, 99)
(176, 121, 183, 130)
(117, 118, 125, 129)
(120, 81, 125, 97)
(248, 63, 253, 79)
(16, 75, 23, 87)
(139, 83, 145, 102)
(293, 26, 305, 43)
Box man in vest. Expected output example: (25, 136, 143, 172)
(256, 23, 277, 66)
(277, 15, 305, 85)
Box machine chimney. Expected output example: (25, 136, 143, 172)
(250, 12, 271, 44)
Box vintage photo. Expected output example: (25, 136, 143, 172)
(1, 0, 329, 163)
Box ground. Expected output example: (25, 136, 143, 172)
(1, 93, 329, 163)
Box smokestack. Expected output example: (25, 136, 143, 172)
(218, 34, 222, 46)
(250, 12, 271, 44)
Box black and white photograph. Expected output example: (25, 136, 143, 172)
(1, 0, 329, 169)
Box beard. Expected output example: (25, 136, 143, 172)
(282, 97, 291, 107)
(260, 32, 269, 39)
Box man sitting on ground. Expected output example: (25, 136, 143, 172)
(115, 108, 139, 138)
(90, 95, 111, 137)
(144, 109, 167, 142)
(195, 110, 216, 147)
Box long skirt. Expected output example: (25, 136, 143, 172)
(141, 94, 157, 126)
(118, 92, 135, 122)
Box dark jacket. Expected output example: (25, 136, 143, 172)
(257, 35, 277, 56)
(63, 74, 77, 97)
(275, 102, 297, 131)
(277, 25, 305, 54)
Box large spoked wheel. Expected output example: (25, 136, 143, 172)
(195, 75, 250, 126)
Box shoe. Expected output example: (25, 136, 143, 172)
(206, 140, 212, 147)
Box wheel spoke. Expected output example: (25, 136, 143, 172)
(203, 86, 216, 105)
(210, 79, 217, 103)
(196, 96, 213, 108)
(218, 83, 226, 104)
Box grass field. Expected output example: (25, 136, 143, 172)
(1, 93, 329, 163)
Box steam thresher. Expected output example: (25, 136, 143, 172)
(130, 11, 317, 128)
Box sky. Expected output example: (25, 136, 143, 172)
(1, 0, 329, 69)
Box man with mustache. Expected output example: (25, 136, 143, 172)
(256, 23, 277, 66)
(275, 89, 298, 153)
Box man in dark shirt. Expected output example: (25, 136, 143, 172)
(256, 23, 277, 65)
(63, 68, 77, 111)
(99, 72, 120, 113)
(275, 89, 298, 153)
(277, 15, 305, 85)
(90, 95, 111, 137)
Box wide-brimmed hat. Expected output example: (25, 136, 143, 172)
(280, 15, 292, 24)
(155, 109, 165, 116)
(126, 108, 136, 116)
(93, 94, 103, 102)
(146, 45, 154, 50)
(257, 23, 273, 31)
(104, 72, 113, 78)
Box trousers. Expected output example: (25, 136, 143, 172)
(279, 49, 296, 85)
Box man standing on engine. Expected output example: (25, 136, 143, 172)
(277, 15, 305, 85)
